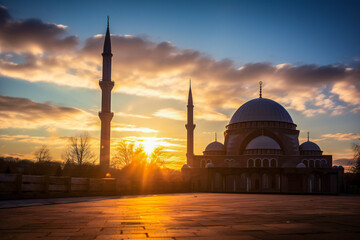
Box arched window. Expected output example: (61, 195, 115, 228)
(270, 159, 277, 168)
(255, 179, 260, 190)
(263, 159, 269, 168)
(309, 175, 314, 192)
(248, 159, 254, 168)
(241, 174, 246, 189)
(303, 160, 308, 167)
(309, 160, 315, 168)
(255, 159, 261, 167)
(270, 176, 276, 189)
(246, 177, 251, 192)
(315, 160, 320, 168)
(263, 174, 269, 189)
(201, 160, 206, 168)
(276, 175, 281, 190)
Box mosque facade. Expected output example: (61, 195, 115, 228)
(182, 83, 344, 194)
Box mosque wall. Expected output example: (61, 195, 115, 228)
(182, 167, 344, 194)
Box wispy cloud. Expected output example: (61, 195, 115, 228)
(0, 6, 77, 54)
(0, 95, 97, 130)
(116, 112, 151, 119)
(153, 108, 185, 121)
(322, 133, 360, 141)
(153, 107, 229, 122)
(112, 123, 158, 133)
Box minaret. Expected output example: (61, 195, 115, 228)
(99, 17, 114, 170)
(185, 80, 195, 167)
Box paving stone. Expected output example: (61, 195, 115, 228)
(0, 193, 359, 239)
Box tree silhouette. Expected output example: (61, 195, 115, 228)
(352, 141, 360, 176)
(34, 144, 52, 162)
(112, 139, 147, 169)
(62, 132, 95, 165)
(149, 146, 170, 167)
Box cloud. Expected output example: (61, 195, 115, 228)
(153, 107, 229, 122)
(112, 123, 158, 133)
(0, 95, 159, 134)
(0, 6, 359, 120)
(0, 95, 97, 130)
(0, 6, 78, 54)
(298, 137, 324, 143)
(0, 134, 69, 147)
(153, 108, 185, 121)
(322, 133, 360, 141)
(116, 112, 150, 119)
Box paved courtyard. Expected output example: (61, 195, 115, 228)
(0, 193, 360, 240)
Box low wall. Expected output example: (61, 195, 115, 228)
(0, 173, 189, 199)
(0, 174, 132, 199)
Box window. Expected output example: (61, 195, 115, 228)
(270, 159, 277, 168)
(248, 159, 254, 168)
(263, 159, 269, 168)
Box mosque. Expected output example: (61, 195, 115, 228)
(98, 19, 343, 193)
(182, 82, 344, 194)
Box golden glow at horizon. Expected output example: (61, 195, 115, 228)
(142, 139, 158, 155)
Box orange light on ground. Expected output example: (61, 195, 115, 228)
(105, 173, 111, 178)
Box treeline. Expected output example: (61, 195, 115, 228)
(0, 133, 186, 194)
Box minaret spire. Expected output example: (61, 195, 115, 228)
(259, 81, 263, 98)
(99, 17, 114, 170)
(186, 79, 196, 167)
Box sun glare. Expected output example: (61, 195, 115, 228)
(142, 139, 158, 155)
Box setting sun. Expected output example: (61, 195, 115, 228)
(142, 139, 158, 155)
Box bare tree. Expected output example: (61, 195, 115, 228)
(352, 141, 360, 175)
(34, 145, 52, 162)
(112, 139, 147, 169)
(62, 132, 95, 165)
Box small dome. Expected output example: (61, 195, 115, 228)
(229, 98, 293, 125)
(205, 141, 225, 152)
(181, 164, 190, 169)
(205, 163, 215, 168)
(296, 163, 306, 168)
(300, 141, 321, 151)
(246, 136, 281, 150)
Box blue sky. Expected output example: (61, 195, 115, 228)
(0, 0, 359, 168)
(3, 0, 360, 65)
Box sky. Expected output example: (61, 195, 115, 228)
(0, 0, 359, 169)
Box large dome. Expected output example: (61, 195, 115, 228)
(229, 98, 293, 124)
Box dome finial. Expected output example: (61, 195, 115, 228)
(215, 132, 217, 142)
(307, 131, 310, 142)
(259, 81, 263, 98)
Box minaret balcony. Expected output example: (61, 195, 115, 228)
(99, 80, 114, 90)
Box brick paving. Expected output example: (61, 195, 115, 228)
(0, 193, 360, 239)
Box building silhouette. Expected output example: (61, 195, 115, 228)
(182, 82, 344, 193)
(99, 17, 114, 170)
